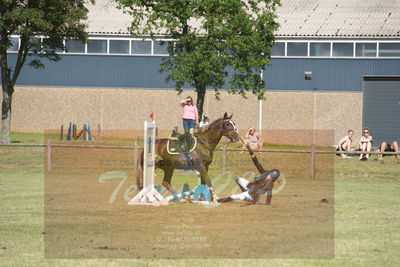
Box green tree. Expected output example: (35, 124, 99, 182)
(0, 0, 93, 144)
(117, 0, 280, 121)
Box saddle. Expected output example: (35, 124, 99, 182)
(167, 129, 197, 154)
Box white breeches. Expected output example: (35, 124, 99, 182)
(236, 177, 249, 188)
(230, 191, 253, 201)
(232, 177, 253, 201)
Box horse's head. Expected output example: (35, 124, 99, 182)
(221, 112, 239, 142)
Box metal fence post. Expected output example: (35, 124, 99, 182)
(97, 124, 101, 142)
(60, 125, 63, 140)
(47, 139, 52, 173)
(133, 140, 138, 170)
(222, 142, 228, 177)
(311, 144, 316, 180)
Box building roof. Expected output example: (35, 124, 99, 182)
(87, 0, 400, 38)
(276, 0, 400, 37)
(86, 0, 132, 35)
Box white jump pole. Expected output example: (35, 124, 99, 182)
(259, 70, 263, 133)
(128, 120, 164, 206)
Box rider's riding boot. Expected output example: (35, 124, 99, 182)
(187, 128, 196, 150)
(217, 197, 233, 203)
(182, 129, 194, 151)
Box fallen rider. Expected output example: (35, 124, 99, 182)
(217, 148, 280, 205)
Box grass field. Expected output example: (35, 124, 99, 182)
(1, 132, 399, 266)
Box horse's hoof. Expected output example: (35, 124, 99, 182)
(212, 193, 220, 202)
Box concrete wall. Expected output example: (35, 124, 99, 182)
(5, 86, 362, 146)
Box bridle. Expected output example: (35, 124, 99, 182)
(221, 119, 238, 141)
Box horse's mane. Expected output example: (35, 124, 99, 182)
(198, 117, 223, 134)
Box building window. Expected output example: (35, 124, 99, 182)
(28, 37, 42, 52)
(356, 43, 377, 57)
(109, 40, 129, 54)
(42, 38, 63, 52)
(87, 40, 107, 53)
(287, 42, 307, 56)
(271, 42, 285, 56)
(131, 40, 151, 54)
(379, 43, 400, 57)
(7, 37, 19, 51)
(332, 43, 353, 57)
(65, 40, 85, 53)
(310, 43, 330, 57)
(154, 41, 169, 55)
(14, 37, 400, 58)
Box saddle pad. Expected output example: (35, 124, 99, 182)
(167, 136, 197, 155)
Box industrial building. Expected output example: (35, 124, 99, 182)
(5, 0, 400, 145)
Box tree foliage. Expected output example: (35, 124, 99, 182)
(0, 0, 93, 143)
(117, 0, 280, 119)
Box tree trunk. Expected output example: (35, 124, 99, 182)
(196, 87, 206, 122)
(1, 88, 12, 144)
(1, 48, 13, 144)
(1, 33, 28, 144)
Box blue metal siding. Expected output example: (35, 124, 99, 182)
(265, 58, 400, 91)
(9, 54, 174, 88)
(7, 54, 400, 91)
(362, 79, 400, 145)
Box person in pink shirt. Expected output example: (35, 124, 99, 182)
(180, 96, 199, 132)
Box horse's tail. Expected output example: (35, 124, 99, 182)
(136, 149, 144, 190)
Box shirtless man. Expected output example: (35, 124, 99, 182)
(378, 141, 400, 162)
(240, 127, 263, 153)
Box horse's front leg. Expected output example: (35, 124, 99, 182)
(161, 166, 178, 195)
(199, 164, 209, 185)
(198, 166, 219, 203)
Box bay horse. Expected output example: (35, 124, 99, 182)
(136, 112, 239, 202)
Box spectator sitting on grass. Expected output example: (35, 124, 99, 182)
(378, 141, 400, 163)
(336, 130, 354, 158)
(240, 127, 263, 154)
(358, 128, 373, 161)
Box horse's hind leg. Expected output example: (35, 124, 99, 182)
(136, 150, 144, 189)
(161, 166, 178, 195)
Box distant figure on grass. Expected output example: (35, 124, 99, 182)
(378, 140, 400, 162)
(218, 146, 280, 205)
(199, 115, 209, 128)
(358, 128, 373, 161)
(336, 130, 354, 158)
(240, 127, 263, 153)
(180, 96, 198, 132)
